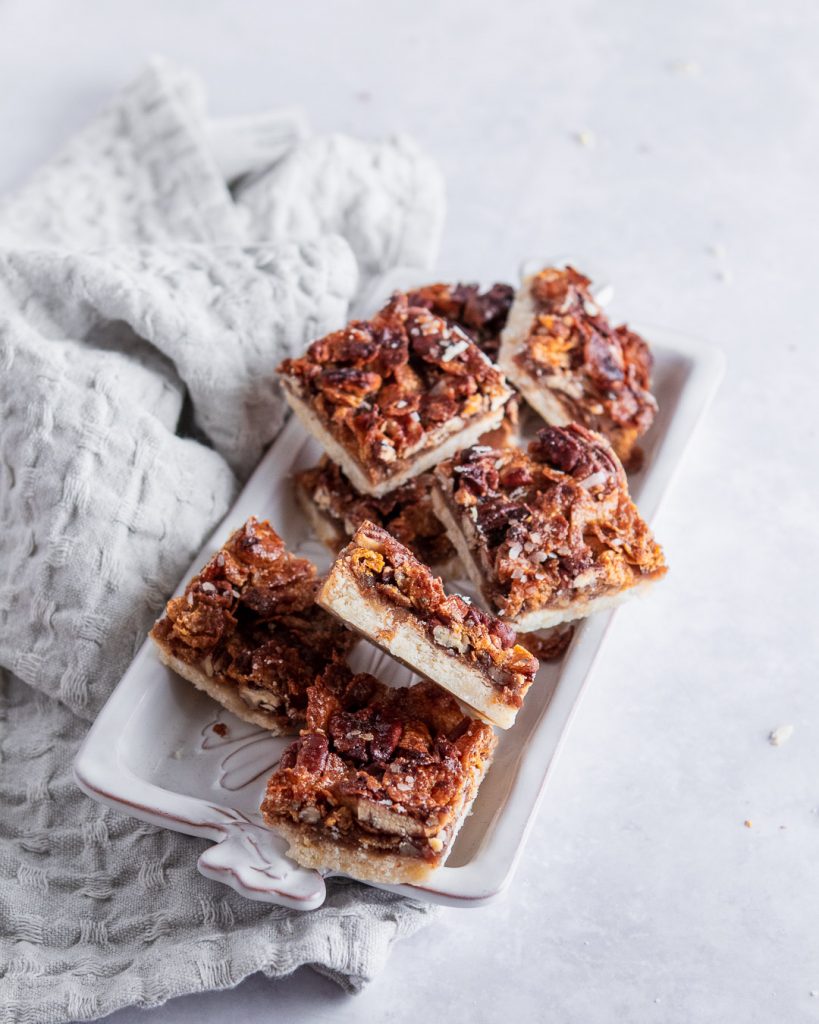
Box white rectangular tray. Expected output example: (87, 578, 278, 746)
(74, 322, 723, 910)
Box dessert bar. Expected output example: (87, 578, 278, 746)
(150, 517, 355, 733)
(432, 424, 667, 630)
(294, 456, 457, 570)
(497, 265, 656, 465)
(277, 294, 513, 497)
(318, 521, 539, 728)
(261, 663, 497, 883)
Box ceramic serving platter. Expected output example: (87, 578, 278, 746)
(74, 275, 724, 910)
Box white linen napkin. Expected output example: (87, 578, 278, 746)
(0, 57, 445, 1023)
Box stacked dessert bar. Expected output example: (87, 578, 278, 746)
(150, 266, 666, 885)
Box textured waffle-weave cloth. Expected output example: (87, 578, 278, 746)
(0, 57, 445, 1024)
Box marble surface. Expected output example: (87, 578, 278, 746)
(2, 0, 818, 1021)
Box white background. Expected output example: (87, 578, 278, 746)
(2, 1, 818, 1021)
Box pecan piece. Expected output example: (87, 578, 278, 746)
(316, 368, 382, 407)
(409, 324, 445, 361)
(460, 282, 514, 336)
(583, 327, 625, 386)
(558, 549, 593, 578)
(295, 733, 329, 774)
(488, 619, 517, 649)
(529, 426, 590, 476)
(278, 741, 299, 771)
(377, 383, 420, 417)
(421, 392, 459, 424)
(370, 717, 403, 763)
(371, 324, 409, 373)
(476, 498, 529, 547)
(453, 456, 499, 497)
(312, 329, 379, 366)
(499, 463, 533, 491)
(328, 711, 369, 762)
